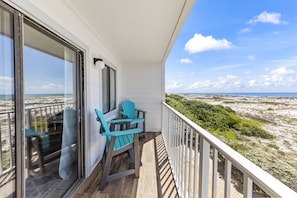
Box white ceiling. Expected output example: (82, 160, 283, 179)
(66, 0, 194, 63)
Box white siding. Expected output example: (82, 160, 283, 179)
(121, 63, 164, 132)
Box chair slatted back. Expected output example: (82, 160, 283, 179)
(95, 109, 112, 141)
(121, 100, 137, 119)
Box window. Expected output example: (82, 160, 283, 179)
(102, 65, 116, 113)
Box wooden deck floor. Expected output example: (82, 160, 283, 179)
(74, 132, 178, 198)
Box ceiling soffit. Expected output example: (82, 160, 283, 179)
(66, 0, 192, 63)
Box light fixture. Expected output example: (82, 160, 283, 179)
(94, 58, 105, 69)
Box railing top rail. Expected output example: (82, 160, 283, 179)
(162, 102, 297, 197)
(0, 102, 66, 115)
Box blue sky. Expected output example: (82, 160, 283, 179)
(165, 0, 297, 93)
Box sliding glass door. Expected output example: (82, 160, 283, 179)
(0, 6, 16, 198)
(24, 20, 82, 197)
(0, 2, 84, 197)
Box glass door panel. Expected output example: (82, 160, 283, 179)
(0, 7, 16, 198)
(24, 22, 79, 197)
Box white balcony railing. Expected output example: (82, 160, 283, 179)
(162, 102, 297, 198)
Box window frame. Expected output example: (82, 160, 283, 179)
(102, 65, 116, 114)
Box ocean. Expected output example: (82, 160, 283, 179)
(1, 92, 297, 100)
(0, 93, 68, 100)
(184, 92, 297, 98)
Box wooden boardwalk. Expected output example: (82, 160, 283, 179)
(75, 132, 178, 198)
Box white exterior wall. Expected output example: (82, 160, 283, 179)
(4, 0, 121, 176)
(121, 63, 165, 132)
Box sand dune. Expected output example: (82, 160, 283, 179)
(181, 94, 297, 192)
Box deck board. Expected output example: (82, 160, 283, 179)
(75, 132, 178, 198)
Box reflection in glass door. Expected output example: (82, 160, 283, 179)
(24, 21, 80, 197)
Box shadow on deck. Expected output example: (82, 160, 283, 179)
(75, 132, 178, 198)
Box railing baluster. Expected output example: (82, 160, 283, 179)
(39, 107, 43, 132)
(180, 118, 183, 195)
(181, 120, 185, 195)
(184, 124, 189, 197)
(7, 113, 13, 169)
(194, 132, 199, 198)
(212, 149, 218, 198)
(224, 159, 232, 198)
(188, 128, 193, 197)
(199, 138, 210, 198)
(243, 174, 253, 198)
(33, 109, 37, 131)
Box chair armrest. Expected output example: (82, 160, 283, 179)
(107, 118, 132, 125)
(136, 108, 147, 113)
(25, 129, 43, 137)
(101, 128, 142, 136)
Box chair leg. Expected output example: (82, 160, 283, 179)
(99, 137, 116, 190)
(134, 133, 140, 178)
(128, 148, 142, 167)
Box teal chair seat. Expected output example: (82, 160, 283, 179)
(95, 109, 143, 190)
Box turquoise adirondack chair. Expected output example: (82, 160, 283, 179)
(120, 100, 146, 134)
(95, 109, 143, 190)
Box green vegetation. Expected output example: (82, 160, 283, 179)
(165, 94, 273, 146)
(165, 94, 297, 192)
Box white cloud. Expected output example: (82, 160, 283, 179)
(248, 11, 287, 25)
(248, 55, 255, 61)
(0, 76, 13, 85)
(245, 70, 251, 75)
(180, 58, 192, 64)
(184, 33, 233, 53)
(261, 67, 296, 87)
(239, 27, 252, 34)
(0, 76, 13, 94)
(247, 79, 258, 87)
(166, 81, 183, 91)
(187, 75, 242, 91)
(41, 83, 64, 90)
(210, 64, 245, 71)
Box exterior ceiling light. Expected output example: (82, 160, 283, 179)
(94, 58, 105, 69)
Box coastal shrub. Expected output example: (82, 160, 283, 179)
(267, 143, 279, 150)
(211, 128, 238, 142)
(234, 121, 273, 139)
(229, 142, 249, 152)
(165, 94, 274, 142)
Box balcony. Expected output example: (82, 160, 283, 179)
(1, 102, 296, 197)
(75, 103, 297, 197)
